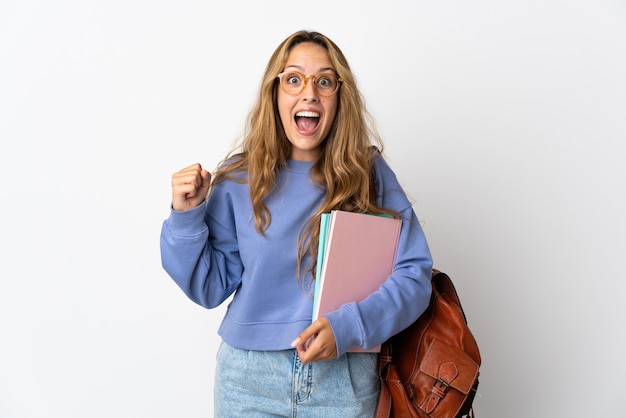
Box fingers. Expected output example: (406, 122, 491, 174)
(291, 319, 320, 348)
(171, 163, 212, 212)
(291, 317, 338, 364)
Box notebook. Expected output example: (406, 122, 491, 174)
(312, 210, 401, 352)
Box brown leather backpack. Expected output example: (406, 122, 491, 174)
(376, 269, 481, 418)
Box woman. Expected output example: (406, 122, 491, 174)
(160, 30, 432, 417)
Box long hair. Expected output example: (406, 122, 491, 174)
(211, 30, 395, 284)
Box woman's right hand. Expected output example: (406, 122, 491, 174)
(171, 163, 212, 212)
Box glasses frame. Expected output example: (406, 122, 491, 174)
(276, 71, 343, 97)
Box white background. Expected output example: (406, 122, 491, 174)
(1, 1, 625, 417)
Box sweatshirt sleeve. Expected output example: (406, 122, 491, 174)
(159, 183, 244, 309)
(323, 156, 433, 357)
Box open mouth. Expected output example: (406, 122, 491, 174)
(295, 111, 320, 133)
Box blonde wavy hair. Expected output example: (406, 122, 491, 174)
(211, 30, 395, 283)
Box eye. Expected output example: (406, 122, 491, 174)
(285, 72, 302, 85)
(316, 74, 336, 88)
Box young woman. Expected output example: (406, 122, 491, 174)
(160, 30, 433, 417)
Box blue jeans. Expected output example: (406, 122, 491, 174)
(214, 342, 380, 417)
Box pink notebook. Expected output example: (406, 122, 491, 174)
(312, 210, 401, 352)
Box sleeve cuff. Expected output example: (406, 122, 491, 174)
(324, 303, 363, 357)
(165, 202, 208, 236)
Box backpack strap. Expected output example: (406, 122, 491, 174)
(376, 343, 393, 417)
(432, 269, 468, 323)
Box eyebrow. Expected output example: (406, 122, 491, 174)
(284, 64, 336, 74)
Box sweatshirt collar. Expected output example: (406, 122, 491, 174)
(287, 159, 314, 173)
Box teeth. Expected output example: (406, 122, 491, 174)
(295, 111, 320, 118)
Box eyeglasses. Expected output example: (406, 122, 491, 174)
(277, 71, 343, 97)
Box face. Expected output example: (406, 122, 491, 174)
(277, 42, 339, 161)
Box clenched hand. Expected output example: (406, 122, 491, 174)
(171, 163, 211, 212)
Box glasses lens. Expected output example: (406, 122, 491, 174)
(281, 72, 304, 94)
(314, 74, 339, 96)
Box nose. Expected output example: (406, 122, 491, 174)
(301, 78, 320, 102)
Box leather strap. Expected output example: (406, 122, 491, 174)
(376, 345, 393, 418)
(423, 362, 459, 413)
(376, 382, 392, 418)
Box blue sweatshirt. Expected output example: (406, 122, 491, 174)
(160, 154, 433, 357)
